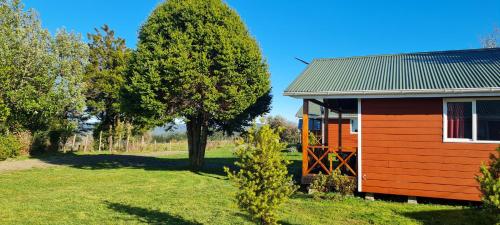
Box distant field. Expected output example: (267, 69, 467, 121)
(0, 145, 497, 225)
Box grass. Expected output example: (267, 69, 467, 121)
(0, 145, 498, 225)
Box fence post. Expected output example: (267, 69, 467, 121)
(83, 135, 88, 152)
(141, 135, 145, 151)
(98, 131, 102, 152)
(109, 125, 113, 153)
(71, 134, 76, 151)
(126, 133, 130, 152)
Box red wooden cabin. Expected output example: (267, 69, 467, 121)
(284, 48, 500, 201)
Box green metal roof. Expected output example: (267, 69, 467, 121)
(284, 48, 500, 98)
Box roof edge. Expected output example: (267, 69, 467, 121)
(284, 87, 500, 99)
(313, 47, 500, 61)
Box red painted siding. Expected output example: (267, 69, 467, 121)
(327, 119, 357, 148)
(360, 98, 497, 201)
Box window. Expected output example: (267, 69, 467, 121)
(446, 102, 472, 139)
(298, 118, 322, 131)
(444, 99, 500, 143)
(350, 118, 358, 133)
(477, 100, 500, 141)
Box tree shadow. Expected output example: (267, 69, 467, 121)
(399, 208, 499, 225)
(35, 153, 236, 177)
(234, 212, 301, 225)
(105, 201, 202, 225)
(287, 159, 302, 183)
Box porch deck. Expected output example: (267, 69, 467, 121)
(300, 99, 359, 184)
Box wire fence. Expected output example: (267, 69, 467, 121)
(61, 134, 235, 153)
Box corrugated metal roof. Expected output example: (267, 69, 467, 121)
(284, 48, 500, 97)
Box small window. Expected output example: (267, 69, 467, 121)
(444, 99, 500, 143)
(350, 118, 358, 133)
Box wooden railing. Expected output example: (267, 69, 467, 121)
(304, 145, 358, 177)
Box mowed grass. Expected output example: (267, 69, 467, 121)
(0, 145, 497, 225)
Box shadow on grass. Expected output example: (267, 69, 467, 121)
(35, 152, 236, 176)
(34, 151, 303, 179)
(105, 201, 201, 225)
(399, 208, 499, 225)
(234, 212, 301, 225)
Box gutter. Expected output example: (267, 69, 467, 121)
(283, 87, 500, 99)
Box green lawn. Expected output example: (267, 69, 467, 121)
(0, 146, 497, 225)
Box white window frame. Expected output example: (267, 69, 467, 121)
(443, 97, 500, 144)
(350, 118, 358, 134)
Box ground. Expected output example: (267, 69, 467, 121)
(0, 146, 497, 225)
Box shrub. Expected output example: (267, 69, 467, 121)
(331, 170, 357, 196)
(266, 115, 299, 144)
(0, 134, 21, 160)
(226, 125, 297, 225)
(15, 131, 32, 155)
(476, 147, 500, 210)
(309, 170, 357, 200)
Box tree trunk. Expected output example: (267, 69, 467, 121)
(186, 114, 209, 170)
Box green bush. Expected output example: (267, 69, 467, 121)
(0, 134, 21, 160)
(266, 115, 299, 144)
(476, 147, 500, 210)
(310, 170, 357, 200)
(226, 125, 297, 225)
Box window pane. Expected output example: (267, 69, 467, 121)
(351, 118, 358, 133)
(447, 102, 472, 139)
(477, 100, 500, 141)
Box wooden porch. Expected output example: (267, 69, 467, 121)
(300, 99, 358, 184)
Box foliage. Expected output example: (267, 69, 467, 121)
(310, 171, 357, 200)
(48, 29, 89, 151)
(0, 134, 21, 160)
(481, 25, 500, 48)
(152, 132, 187, 143)
(308, 131, 321, 146)
(476, 147, 500, 210)
(226, 125, 297, 225)
(0, 0, 57, 133)
(266, 115, 299, 144)
(124, 0, 271, 169)
(0, 0, 88, 152)
(310, 172, 330, 199)
(85, 24, 131, 136)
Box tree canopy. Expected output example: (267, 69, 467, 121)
(84, 24, 131, 135)
(0, 0, 88, 137)
(124, 0, 271, 169)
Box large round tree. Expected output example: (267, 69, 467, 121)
(125, 0, 271, 169)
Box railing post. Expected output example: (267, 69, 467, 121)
(323, 107, 329, 146)
(338, 107, 342, 149)
(302, 99, 309, 176)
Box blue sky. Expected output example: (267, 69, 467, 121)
(24, 0, 500, 121)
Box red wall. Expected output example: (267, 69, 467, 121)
(361, 98, 497, 201)
(327, 119, 358, 148)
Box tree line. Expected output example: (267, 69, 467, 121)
(0, 0, 272, 169)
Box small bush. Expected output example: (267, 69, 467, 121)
(226, 125, 297, 225)
(310, 170, 357, 200)
(476, 147, 500, 210)
(0, 134, 22, 160)
(331, 171, 357, 196)
(266, 115, 299, 144)
(15, 131, 32, 155)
